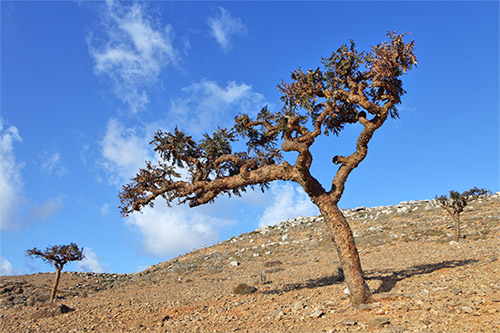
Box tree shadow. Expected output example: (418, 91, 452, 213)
(262, 267, 345, 295)
(261, 259, 478, 295)
(365, 259, 478, 293)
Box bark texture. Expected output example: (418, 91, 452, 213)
(320, 202, 372, 305)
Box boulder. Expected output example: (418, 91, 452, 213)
(31, 303, 74, 320)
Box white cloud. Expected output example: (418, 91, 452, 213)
(0, 118, 23, 231)
(100, 118, 155, 185)
(127, 201, 227, 256)
(27, 197, 64, 222)
(258, 182, 319, 227)
(77, 248, 106, 273)
(127, 182, 318, 256)
(0, 257, 14, 276)
(98, 116, 239, 257)
(41, 151, 69, 177)
(170, 80, 265, 135)
(88, 0, 179, 113)
(208, 7, 246, 53)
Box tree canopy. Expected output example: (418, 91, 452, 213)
(27, 243, 85, 270)
(436, 187, 490, 215)
(119, 32, 417, 216)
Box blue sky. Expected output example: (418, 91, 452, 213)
(1, 1, 498, 275)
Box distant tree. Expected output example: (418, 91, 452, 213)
(436, 187, 490, 242)
(27, 243, 84, 303)
(120, 32, 417, 307)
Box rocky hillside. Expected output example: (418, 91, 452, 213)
(1, 193, 499, 332)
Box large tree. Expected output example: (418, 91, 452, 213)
(120, 32, 417, 306)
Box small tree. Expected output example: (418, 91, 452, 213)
(120, 32, 417, 306)
(27, 243, 84, 303)
(436, 187, 490, 242)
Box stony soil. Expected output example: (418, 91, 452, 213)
(1, 193, 499, 332)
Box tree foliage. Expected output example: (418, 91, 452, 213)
(119, 32, 417, 215)
(27, 243, 84, 269)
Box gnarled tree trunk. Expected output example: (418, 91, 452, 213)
(316, 199, 372, 306)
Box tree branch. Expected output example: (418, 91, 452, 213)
(120, 161, 299, 215)
(329, 102, 392, 202)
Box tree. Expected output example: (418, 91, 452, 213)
(27, 243, 85, 303)
(120, 32, 417, 307)
(436, 187, 490, 242)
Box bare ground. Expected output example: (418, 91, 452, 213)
(1, 194, 499, 332)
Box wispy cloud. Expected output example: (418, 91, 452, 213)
(208, 7, 246, 53)
(0, 118, 23, 231)
(77, 247, 106, 273)
(88, 0, 180, 114)
(258, 182, 319, 227)
(40, 151, 69, 177)
(170, 80, 265, 135)
(27, 197, 64, 222)
(100, 118, 155, 186)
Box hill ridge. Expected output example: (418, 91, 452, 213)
(1, 192, 499, 332)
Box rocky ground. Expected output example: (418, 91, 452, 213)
(1, 193, 499, 332)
